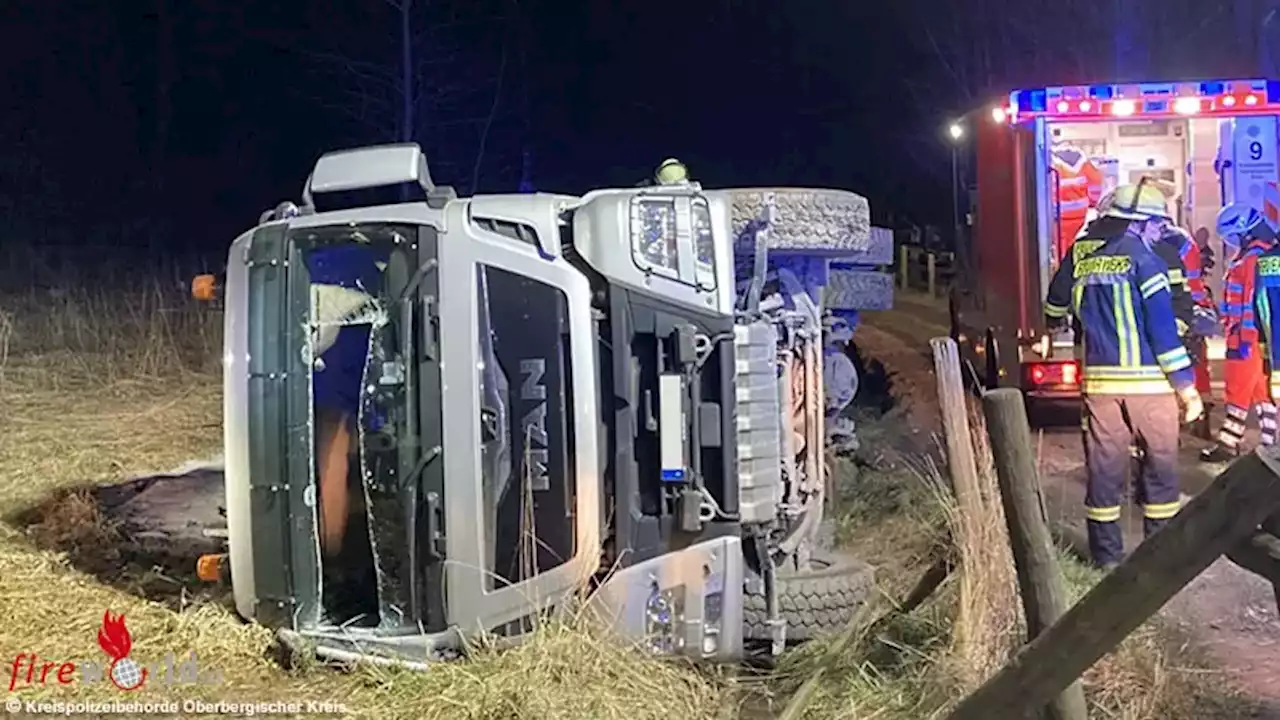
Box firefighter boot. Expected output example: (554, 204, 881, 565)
(1143, 516, 1171, 540)
(1199, 443, 1239, 463)
(1087, 519, 1124, 570)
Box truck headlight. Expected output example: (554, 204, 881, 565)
(644, 581, 686, 655)
(691, 199, 715, 287)
(631, 199, 679, 276)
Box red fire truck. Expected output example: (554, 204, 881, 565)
(950, 78, 1280, 413)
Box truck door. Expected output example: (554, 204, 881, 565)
(435, 207, 602, 635)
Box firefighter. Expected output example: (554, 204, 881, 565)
(1200, 204, 1278, 462)
(1049, 195, 1201, 507)
(1055, 181, 1202, 569)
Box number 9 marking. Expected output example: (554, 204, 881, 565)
(1249, 140, 1264, 161)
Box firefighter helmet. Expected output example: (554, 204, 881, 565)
(655, 158, 689, 185)
(1215, 203, 1266, 246)
(1097, 182, 1172, 222)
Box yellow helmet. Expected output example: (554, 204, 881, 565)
(655, 158, 689, 185)
(1097, 181, 1172, 222)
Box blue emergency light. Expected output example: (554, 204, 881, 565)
(998, 78, 1280, 124)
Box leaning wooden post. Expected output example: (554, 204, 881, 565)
(930, 338, 981, 514)
(982, 388, 1088, 720)
(927, 252, 938, 296)
(946, 449, 1280, 720)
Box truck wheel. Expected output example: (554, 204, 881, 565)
(743, 556, 875, 643)
(725, 188, 874, 257)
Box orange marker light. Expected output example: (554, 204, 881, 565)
(196, 554, 226, 582)
(192, 274, 217, 302)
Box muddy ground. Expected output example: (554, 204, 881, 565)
(861, 289, 1280, 712)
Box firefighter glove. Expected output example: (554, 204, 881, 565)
(1177, 386, 1205, 424)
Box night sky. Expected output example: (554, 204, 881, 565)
(4, 1, 1277, 259)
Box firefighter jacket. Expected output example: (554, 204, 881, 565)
(1221, 239, 1272, 361)
(1066, 231, 1195, 395)
(1256, 245, 1280, 396)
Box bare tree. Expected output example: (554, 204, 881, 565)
(280, 0, 523, 193)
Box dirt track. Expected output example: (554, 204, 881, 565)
(860, 289, 1280, 711)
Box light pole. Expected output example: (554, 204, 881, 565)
(946, 122, 964, 257)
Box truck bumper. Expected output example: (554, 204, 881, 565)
(590, 535, 745, 663)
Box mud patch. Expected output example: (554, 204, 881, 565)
(14, 465, 228, 609)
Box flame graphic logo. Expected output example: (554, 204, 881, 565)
(97, 611, 147, 691)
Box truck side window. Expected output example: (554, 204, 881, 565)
(476, 265, 577, 589)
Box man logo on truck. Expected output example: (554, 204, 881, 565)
(519, 358, 550, 491)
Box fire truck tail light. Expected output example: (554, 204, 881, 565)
(1026, 361, 1080, 387)
(1062, 361, 1078, 386)
(1030, 364, 1047, 385)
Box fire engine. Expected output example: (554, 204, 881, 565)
(951, 79, 1280, 415)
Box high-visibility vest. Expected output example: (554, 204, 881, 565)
(1052, 150, 1104, 220)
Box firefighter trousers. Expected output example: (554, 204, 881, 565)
(1082, 393, 1182, 567)
(1220, 354, 1276, 448)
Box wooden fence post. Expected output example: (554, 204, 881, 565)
(927, 252, 938, 296)
(945, 450, 1280, 720)
(899, 245, 909, 289)
(981, 388, 1088, 720)
(930, 338, 981, 516)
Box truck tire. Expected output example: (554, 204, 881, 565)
(743, 556, 874, 643)
(823, 268, 894, 311)
(724, 188, 874, 257)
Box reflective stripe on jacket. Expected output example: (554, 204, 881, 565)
(1067, 232, 1195, 394)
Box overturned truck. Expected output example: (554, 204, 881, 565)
(194, 144, 893, 665)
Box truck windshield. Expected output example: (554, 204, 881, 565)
(292, 222, 438, 630)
